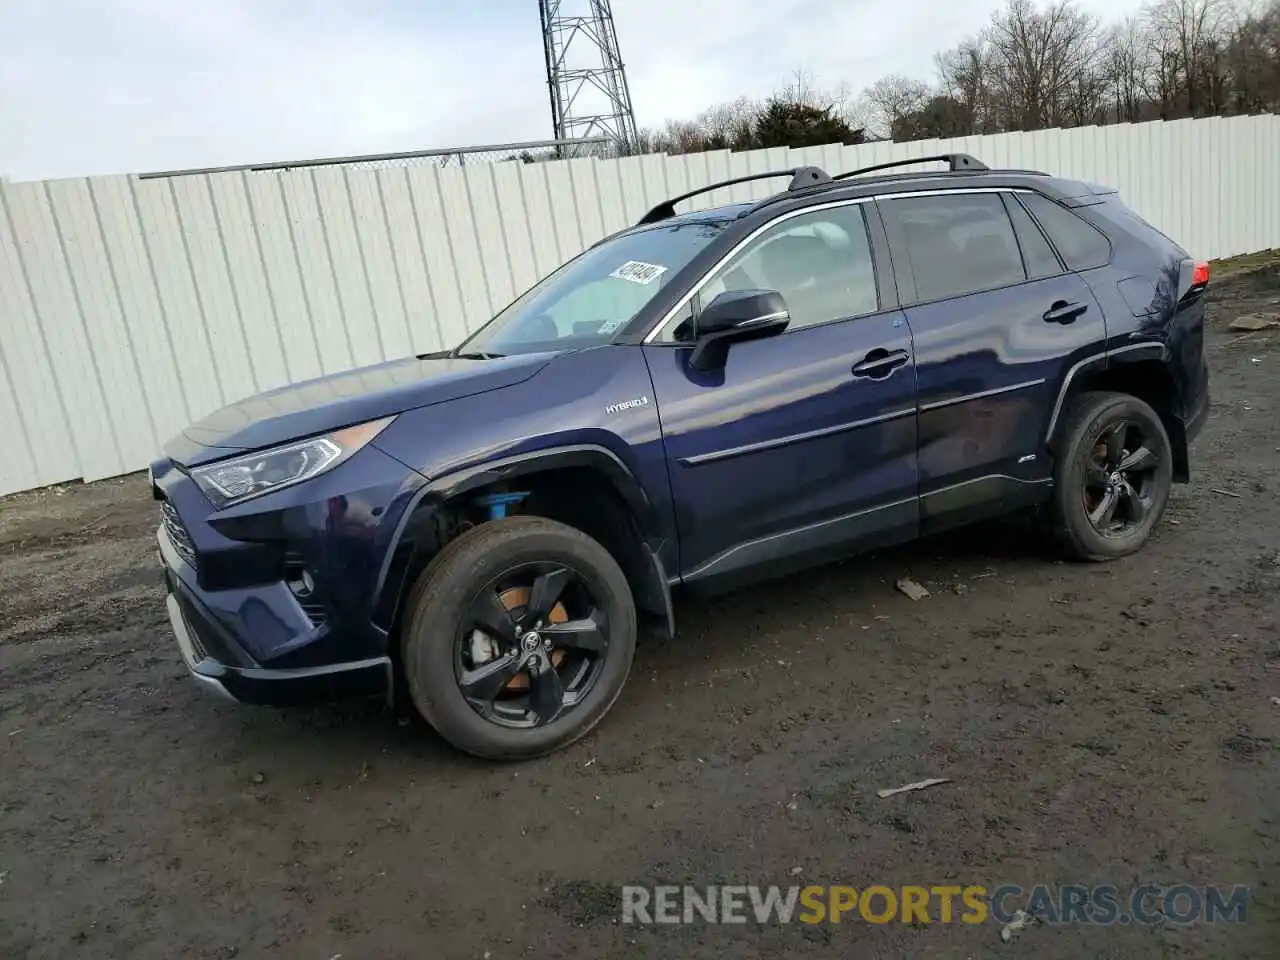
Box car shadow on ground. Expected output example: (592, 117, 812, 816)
(218, 514, 1054, 771)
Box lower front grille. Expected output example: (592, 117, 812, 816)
(175, 598, 209, 661)
(284, 551, 326, 626)
(161, 500, 199, 569)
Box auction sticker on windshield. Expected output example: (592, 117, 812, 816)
(610, 261, 668, 284)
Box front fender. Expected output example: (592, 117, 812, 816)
(420, 443, 659, 534)
(367, 346, 678, 634)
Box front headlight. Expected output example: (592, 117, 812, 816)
(191, 416, 395, 508)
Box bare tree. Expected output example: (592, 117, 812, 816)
(1145, 0, 1228, 115)
(1101, 17, 1151, 121)
(828, 81, 879, 138)
(637, 0, 1280, 153)
(985, 0, 1104, 129)
(1141, 8, 1183, 115)
(633, 77, 867, 155)
(936, 38, 993, 133)
(697, 96, 760, 150)
(777, 69, 822, 107)
(1224, 0, 1280, 112)
(864, 74, 932, 138)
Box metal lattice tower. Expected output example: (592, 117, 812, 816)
(539, 0, 639, 154)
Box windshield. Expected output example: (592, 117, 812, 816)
(457, 221, 724, 356)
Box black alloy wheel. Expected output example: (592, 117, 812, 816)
(1049, 391, 1174, 561)
(401, 516, 636, 760)
(456, 563, 610, 729)
(1080, 419, 1163, 537)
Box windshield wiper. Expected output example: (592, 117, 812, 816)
(452, 350, 504, 360)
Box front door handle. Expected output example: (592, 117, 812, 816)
(852, 348, 910, 379)
(1043, 300, 1088, 324)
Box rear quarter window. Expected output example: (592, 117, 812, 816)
(1003, 193, 1062, 280)
(1019, 193, 1111, 270)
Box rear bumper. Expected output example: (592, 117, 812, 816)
(160, 531, 392, 707)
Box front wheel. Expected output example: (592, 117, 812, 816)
(1048, 391, 1174, 561)
(401, 516, 637, 760)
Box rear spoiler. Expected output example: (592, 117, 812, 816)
(1056, 180, 1120, 208)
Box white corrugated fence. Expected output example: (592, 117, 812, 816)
(1, 115, 1278, 497)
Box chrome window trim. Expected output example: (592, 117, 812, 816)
(641, 186, 1031, 344)
(877, 186, 1029, 200)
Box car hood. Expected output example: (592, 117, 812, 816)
(165, 351, 554, 467)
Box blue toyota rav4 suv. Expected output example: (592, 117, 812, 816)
(152, 154, 1210, 759)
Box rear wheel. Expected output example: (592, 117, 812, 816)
(1048, 391, 1173, 561)
(401, 516, 636, 760)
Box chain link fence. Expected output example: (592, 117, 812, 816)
(136, 138, 618, 179)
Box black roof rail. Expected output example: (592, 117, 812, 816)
(831, 153, 988, 181)
(637, 166, 830, 225)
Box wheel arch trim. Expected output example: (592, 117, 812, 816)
(1044, 342, 1167, 442)
(372, 443, 673, 636)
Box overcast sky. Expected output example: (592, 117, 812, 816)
(1, 0, 1148, 182)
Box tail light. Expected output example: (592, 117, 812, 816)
(1177, 258, 1210, 302)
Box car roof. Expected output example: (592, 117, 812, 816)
(623, 171, 1047, 232)
(630, 152, 1118, 232)
(733, 169, 1057, 214)
(598, 201, 754, 246)
(603, 155, 1116, 248)
(659, 202, 757, 225)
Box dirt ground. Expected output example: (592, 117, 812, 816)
(2, 259, 1279, 960)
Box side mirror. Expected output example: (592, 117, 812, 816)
(690, 289, 790, 371)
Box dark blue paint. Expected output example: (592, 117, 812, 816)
(166, 351, 556, 464)
(152, 443, 425, 670)
(642, 309, 918, 578)
(908, 271, 1104, 495)
(151, 170, 1209, 707)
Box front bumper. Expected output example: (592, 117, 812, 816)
(160, 530, 392, 707)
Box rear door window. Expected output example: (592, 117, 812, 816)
(1019, 193, 1111, 270)
(880, 193, 1027, 302)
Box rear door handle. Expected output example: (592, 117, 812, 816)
(852, 348, 910, 379)
(1043, 300, 1088, 324)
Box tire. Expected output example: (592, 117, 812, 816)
(1048, 390, 1174, 561)
(400, 516, 636, 760)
